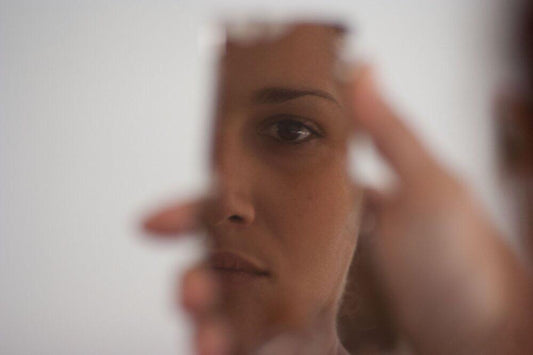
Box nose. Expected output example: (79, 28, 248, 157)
(208, 133, 256, 227)
(208, 185, 256, 226)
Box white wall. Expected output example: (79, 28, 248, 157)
(0, 0, 517, 354)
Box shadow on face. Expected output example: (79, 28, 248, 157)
(202, 22, 363, 353)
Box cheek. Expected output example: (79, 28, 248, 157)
(278, 152, 355, 245)
(287, 170, 357, 281)
(256, 150, 358, 299)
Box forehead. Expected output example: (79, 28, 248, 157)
(219, 24, 342, 104)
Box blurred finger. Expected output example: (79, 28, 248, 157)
(351, 67, 437, 182)
(181, 264, 218, 317)
(181, 267, 231, 355)
(143, 199, 203, 237)
(196, 317, 231, 355)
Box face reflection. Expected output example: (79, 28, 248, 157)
(206, 24, 361, 352)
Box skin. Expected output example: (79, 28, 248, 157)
(203, 24, 360, 354)
(143, 71, 533, 355)
(145, 24, 360, 354)
(349, 69, 533, 354)
(143, 17, 533, 355)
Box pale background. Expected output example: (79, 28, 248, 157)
(0, 0, 519, 354)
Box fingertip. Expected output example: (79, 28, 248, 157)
(142, 212, 176, 234)
(196, 319, 231, 355)
(141, 202, 199, 236)
(181, 267, 217, 315)
(141, 214, 161, 233)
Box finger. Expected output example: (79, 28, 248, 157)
(181, 267, 231, 355)
(180, 264, 218, 318)
(350, 67, 438, 182)
(142, 200, 203, 237)
(196, 317, 231, 355)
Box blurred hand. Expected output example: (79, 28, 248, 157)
(143, 201, 231, 355)
(350, 68, 532, 354)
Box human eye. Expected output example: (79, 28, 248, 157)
(258, 116, 323, 144)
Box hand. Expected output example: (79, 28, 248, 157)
(349, 68, 533, 354)
(143, 201, 231, 355)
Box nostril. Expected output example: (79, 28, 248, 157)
(228, 215, 245, 223)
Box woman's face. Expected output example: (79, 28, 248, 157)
(206, 24, 361, 350)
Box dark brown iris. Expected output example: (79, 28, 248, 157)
(276, 120, 310, 142)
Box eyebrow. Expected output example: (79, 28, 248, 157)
(252, 87, 340, 107)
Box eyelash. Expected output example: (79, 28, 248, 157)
(258, 116, 324, 144)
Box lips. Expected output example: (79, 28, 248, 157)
(209, 251, 270, 277)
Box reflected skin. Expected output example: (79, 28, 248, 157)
(203, 25, 360, 354)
